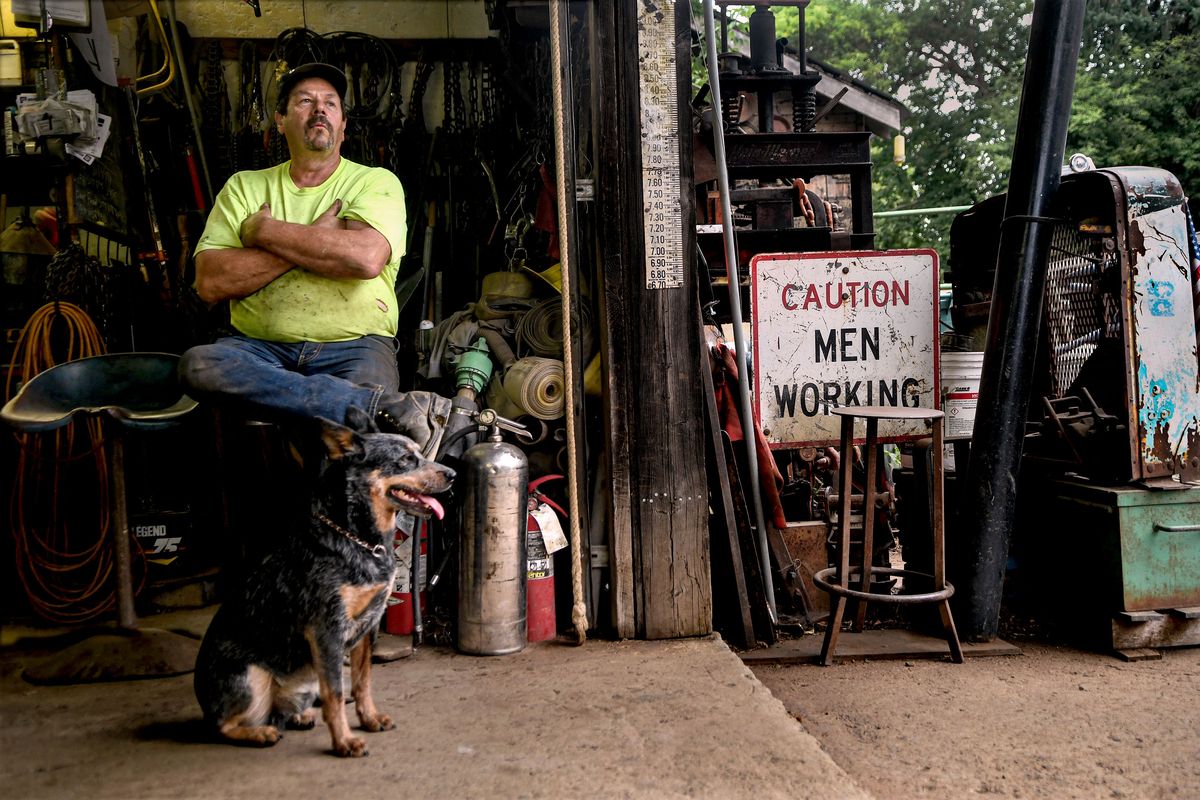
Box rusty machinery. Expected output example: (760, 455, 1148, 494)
(948, 165, 1200, 654)
(699, 0, 876, 285)
(703, 2, 902, 632)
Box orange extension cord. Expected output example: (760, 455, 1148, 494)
(5, 303, 146, 623)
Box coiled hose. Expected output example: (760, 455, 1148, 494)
(5, 303, 145, 623)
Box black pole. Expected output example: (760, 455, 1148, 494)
(955, 0, 1086, 641)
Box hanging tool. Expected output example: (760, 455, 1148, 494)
(421, 198, 437, 321)
(165, 0, 214, 206)
(124, 86, 171, 308)
(135, 0, 176, 97)
(242, 0, 262, 16)
(702, 0, 777, 622)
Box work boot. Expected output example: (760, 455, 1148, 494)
(374, 390, 452, 458)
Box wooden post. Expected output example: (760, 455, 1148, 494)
(595, 0, 711, 638)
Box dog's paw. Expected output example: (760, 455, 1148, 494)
(245, 726, 283, 746)
(359, 711, 395, 732)
(287, 709, 317, 730)
(332, 735, 369, 758)
(219, 723, 283, 747)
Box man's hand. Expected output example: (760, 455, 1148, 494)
(229, 197, 386, 281)
(311, 198, 344, 230)
(241, 198, 344, 248)
(239, 202, 275, 248)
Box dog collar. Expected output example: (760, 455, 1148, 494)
(314, 513, 388, 559)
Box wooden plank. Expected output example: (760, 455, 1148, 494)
(701, 341, 755, 649)
(740, 629, 1021, 665)
(1110, 613, 1200, 650)
(1167, 607, 1200, 620)
(779, 521, 831, 621)
(723, 433, 776, 646)
(595, 0, 711, 638)
(595, 0, 637, 639)
(765, 524, 813, 616)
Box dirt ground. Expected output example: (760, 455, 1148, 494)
(2, 604, 1198, 799)
(0, 614, 870, 800)
(751, 631, 1200, 800)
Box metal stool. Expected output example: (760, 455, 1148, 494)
(813, 405, 964, 665)
(1, 352, 200, 682)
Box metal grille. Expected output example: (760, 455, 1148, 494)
(1042, 225, 1121, 398)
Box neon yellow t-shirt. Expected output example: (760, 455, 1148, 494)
(195, 158, 407, 343)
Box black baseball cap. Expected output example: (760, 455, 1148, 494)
(276, 62, 347, 113)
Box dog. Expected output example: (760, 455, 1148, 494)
(194, 408, 455, 757)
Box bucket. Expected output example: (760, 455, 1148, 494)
(941, 351, 984, 442)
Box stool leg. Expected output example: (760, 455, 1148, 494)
(931, 418, 963, 662)
(819, 595, 847, 666)
(939, 600, 965, 663)
(108, 428, 138, 630)
(853, 418, 879, 631)
(820, 414, 856, 666)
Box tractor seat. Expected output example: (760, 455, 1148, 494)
(1, 352, 197, 432)
(0, 351, 200, 683)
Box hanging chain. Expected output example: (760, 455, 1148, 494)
(481, 60, 498, 132)
(201, 40, 234, 184)
(42, 244, 114, 340)
(442, 59, 466, 134)
(468, 61, 481, 132)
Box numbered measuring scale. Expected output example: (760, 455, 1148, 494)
(637, 0, 684, 290)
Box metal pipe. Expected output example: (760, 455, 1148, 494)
(796, 1, 809, 73)
(411, 517, 423, 647)
(702, 0, 777, 621)
(108, 426, 138, 630)
(955, 0, 1085, 641)
(874, 205, 972, 219)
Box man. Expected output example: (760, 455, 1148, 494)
(179, 62, 448, 454)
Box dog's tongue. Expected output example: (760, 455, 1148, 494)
(418, 494, 445, 520)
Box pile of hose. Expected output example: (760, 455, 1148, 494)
(503, 357, 564, 420)
(5, 302, 144, 623)
(517, 296, 592, 358)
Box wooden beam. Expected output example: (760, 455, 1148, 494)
(595, 0, 638, 638)
(596, 0, 712, 638)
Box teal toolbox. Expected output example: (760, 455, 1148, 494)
(1042, 479, 1200, 651)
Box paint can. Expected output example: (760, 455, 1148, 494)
(941, 350, 985, 442)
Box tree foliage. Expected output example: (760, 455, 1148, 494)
(693, 1, 1200, 258)
(1071, 5, 1200, 186)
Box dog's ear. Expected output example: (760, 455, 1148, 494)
(345, 406, 380, 434)
(317, 417, 365, 460)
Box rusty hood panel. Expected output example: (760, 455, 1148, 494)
(1109, 167, 1200, 482)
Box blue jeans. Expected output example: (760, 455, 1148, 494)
(178, 334, 399, 425)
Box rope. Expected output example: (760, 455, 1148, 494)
(5, 303, 145, 623)
(548, 0, 587, 645)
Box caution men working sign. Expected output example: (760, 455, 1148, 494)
(751, 250, 940, 447)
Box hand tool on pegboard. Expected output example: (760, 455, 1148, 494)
(124, 87, 172, 310)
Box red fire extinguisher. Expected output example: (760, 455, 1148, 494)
(386, 518, 428, 635)
(527, 475, 567, 643)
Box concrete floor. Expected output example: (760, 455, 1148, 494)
(0, 609, 870, 800)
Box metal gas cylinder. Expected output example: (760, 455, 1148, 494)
(457, 424, 529, 655)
